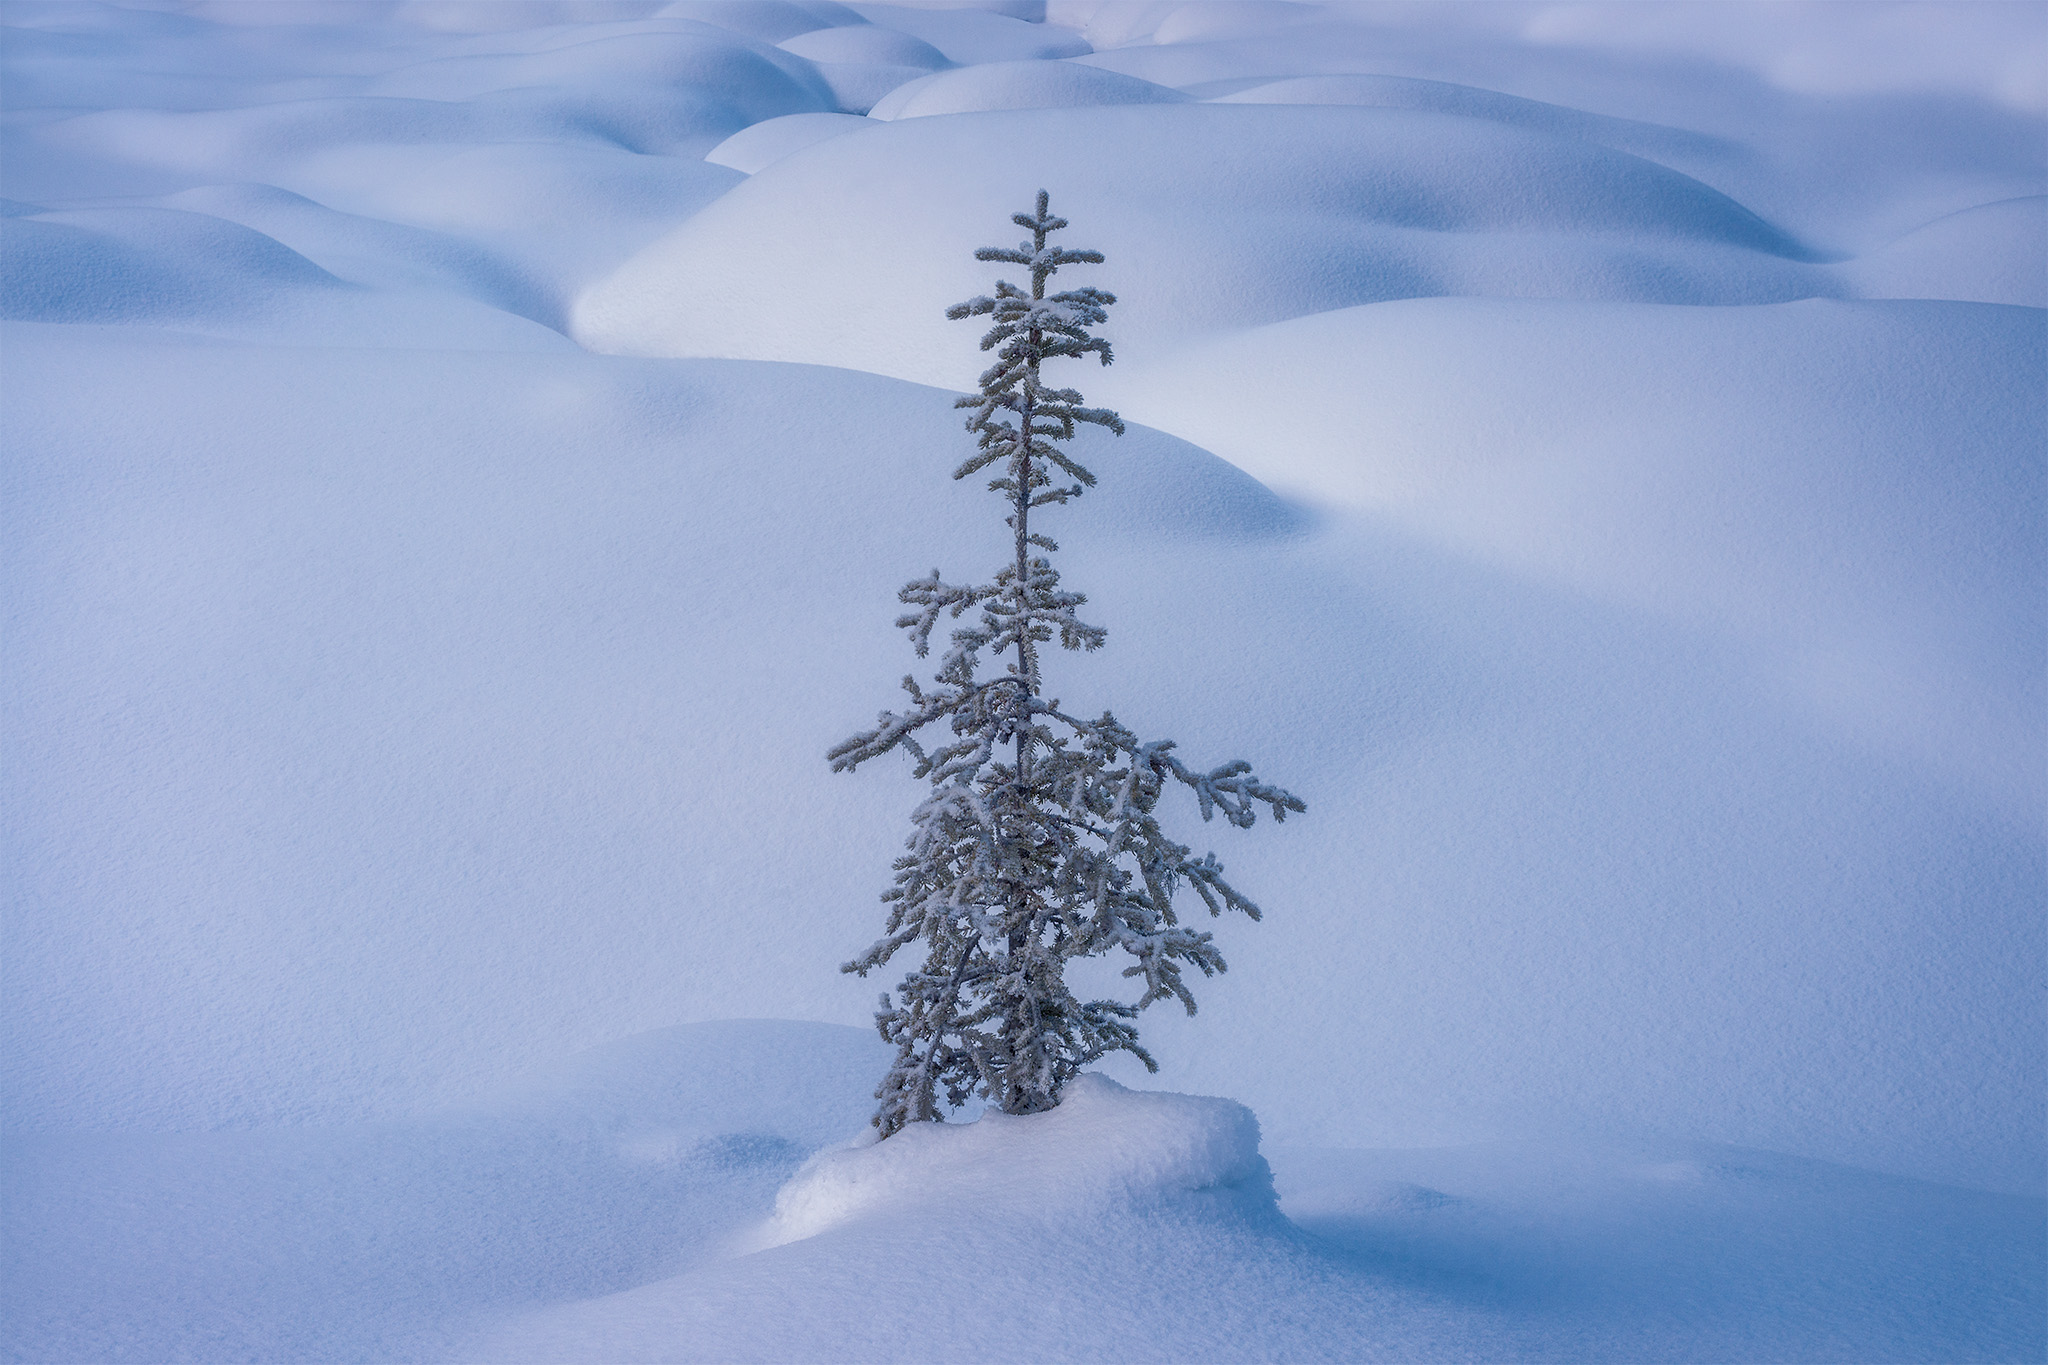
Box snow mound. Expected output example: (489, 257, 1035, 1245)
(1212, 72, 1741, 170)
(47, 102, 505, 180)
(756, 1075, 1270, 1249)
(1069, 20, 1420, 91)
(775, 66, 923, 114)
(1065, 6, 2048, 112)
(372, 30, 831, 122)
(1843, 196, 2048, 307)
(867, 58, 1190, 120)
(574, 102, 1831, 386)
(269, 140, 741, 308)
(654, 1, 865, 45)
(845, 3, 1091, 65)
(475, 1086, 2044, 1363)
(0, 206, 342, 323)
(47, 39, 829, 172)
(1098, 295, 2045, 823)
(158, 181, 560, 325)
(0, 217, 568, 350)
(469, 1075, 1313, 1364)
(704, 110, 871, 173)
(776, 22, 950, 70)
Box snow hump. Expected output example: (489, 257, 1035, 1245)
(754, 1076, 1273, 1250)
(572, 103, 1829, 387)
(867, 59, 1191, 120)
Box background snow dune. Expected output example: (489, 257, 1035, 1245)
(3, 0, 2043, 1360)
(576, 101, 1841, 379)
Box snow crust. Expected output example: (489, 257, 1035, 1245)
(4, 0, 2044, 1359)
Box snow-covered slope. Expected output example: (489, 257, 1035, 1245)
(2, 332, 1298, 1133)
(4, 1, 2043, 1359)
(8, 321, 2038, 1199)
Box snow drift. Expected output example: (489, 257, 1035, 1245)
(471, 1066, 2043, 1365)
(755, 1075, 1271, 1249)
(866, 57, 1191, 119)
(1096, 295, 2046, 822)
(6, 324, 2037, 1197)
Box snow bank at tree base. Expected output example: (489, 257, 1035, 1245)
(752, 1075, 1274, 1250)
(463, 1050, 2043, 1365)
(6, 1020, 2040, 1363)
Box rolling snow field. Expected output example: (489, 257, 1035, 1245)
(2, 1, 2043, 1360)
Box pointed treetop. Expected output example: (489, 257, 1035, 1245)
(967, 188, 1108, 289)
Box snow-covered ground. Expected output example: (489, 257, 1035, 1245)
(2, 2, 2041, 1360)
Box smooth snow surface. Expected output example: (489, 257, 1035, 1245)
(1095, 296, 2046, 821)
(5, 1, 2043, 1360)
(703, 109, 871, 172)
(1839, 195, 2048, 307)
(865, 57, 1191, 118)
(5, 1021, 893, 1363)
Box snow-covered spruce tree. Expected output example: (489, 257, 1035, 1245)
(830, 191, 1303, 1139)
